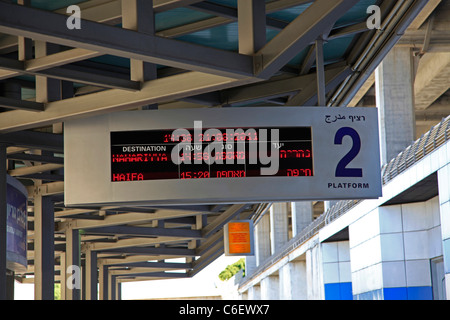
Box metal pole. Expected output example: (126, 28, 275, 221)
(85, 249, 98, 300)
(315, 36, 326, 106)
(34, 193, 55, 300)
(0, 144, 7, 300)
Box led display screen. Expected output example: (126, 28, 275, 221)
(110, 127, 313, 181)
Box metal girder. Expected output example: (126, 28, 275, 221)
(397, 30, 450, 52)
(286, 65, 352, 106)
(33, 194, 55, 300)
(0, 0, 206, 52)
(255, 0, 360, 79)
(19, 173, 64, 182)
(331, 0, 431, 107)
(189, 242, 224, 277)
(0, 56, 139, 91)
(38, 66, 140, 91)
(0, 131, 63, 152)
(7, 153, 64, 165)
(95, 247, 196, 256)
(191, 1, 288, 31)
(0, 96, 44, 112)
(222, 64, 349, 106)
(84, 225, 203, 239)
(0, 50, 130, 91)
(107, 261, 192, 269)
(57, 210, 208, 231)
(0, 72, 256, 133)
(152, 0, 205, 13)
(115, 271, 189, 279)
(8, 163, 63, 177)
(0, 2, 253, 79)
(202, 204, 248, 238)
(86, 236, 194, 251)
(315, 37, 326, 106)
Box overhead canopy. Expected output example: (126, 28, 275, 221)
(0, 0, 433, 291)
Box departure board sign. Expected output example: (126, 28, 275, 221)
(64, 107, 382, 207)
(110, 127, 313, 182)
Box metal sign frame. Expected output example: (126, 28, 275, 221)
(64, 107, 382, 206)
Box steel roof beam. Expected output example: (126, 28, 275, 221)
(0, 2, 254, 79)
(86, 236, 194, 251)
(95, 247, 196, 256)
(7, 153, 64, 165)
(331, 0, 431, 107)
(57, 209, 214, 231)
(190, 1, 288, 31)
(19, 173, 64, 182)
(107, 261, 192, 269)
(0, 130, 63, 152)
(8, 163, 64, 177)
(201, 204, 248, 238)
(0, 72, 257, 133)
(286, 65, 352, 106)
(84, 225, 203, 239)
(114, 271, 189, 279)
(0, 96, 45, 112)
(0, 54, 137, 91)
(255, 0, 360, 79)
(152, 0, 205, 13)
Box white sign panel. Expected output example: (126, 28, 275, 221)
(64, 107, 382, 206)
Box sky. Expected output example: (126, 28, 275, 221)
(13, 254, 243, 300)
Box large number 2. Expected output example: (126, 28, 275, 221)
(334, 127, 363, 177)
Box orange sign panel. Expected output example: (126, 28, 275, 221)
(225, 221, 254, 256)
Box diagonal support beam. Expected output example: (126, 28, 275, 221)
(0, 72, 257, 133)
(255, 0, 360, 79)
(202, 204, 248, 238)
(286, 65, 352, 106)
(0, 2, 253, 79)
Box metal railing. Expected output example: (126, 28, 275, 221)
(240, 114, 450, 290)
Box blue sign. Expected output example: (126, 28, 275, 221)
(6, 175, 28, 272)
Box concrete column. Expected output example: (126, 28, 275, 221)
(247, 284, 261, 300)
(306, 242, 324, 300)
(350, 199, 439, 300)
(255, 213, 271, 266)
(322, 241, 352, 300)
(279, 260, 307, 299)
(245, 255, 257, 278)
(291, 202, 313, 236)
(438, 163, 450, 299)
(375, 47, 416, 165)
(269, 203, 289, 254)
(260, 275, 279, 300)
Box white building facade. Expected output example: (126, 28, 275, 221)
(238, 48, 450, 300)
